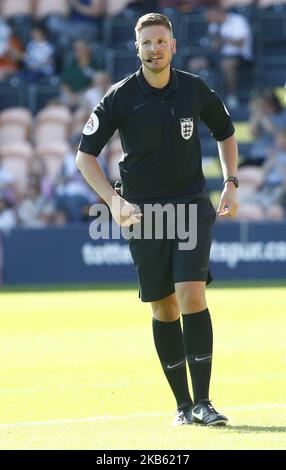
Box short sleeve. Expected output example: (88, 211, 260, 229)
(226, 17, 249, 40)
(79, 91, 118, 157)
(198, 78, 235, 141)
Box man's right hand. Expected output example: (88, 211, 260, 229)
(108, 195, 142, 227)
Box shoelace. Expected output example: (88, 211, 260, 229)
(205, 401, 217, 413)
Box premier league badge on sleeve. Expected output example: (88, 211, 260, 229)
(83, 112, 99, 135)
(180, 118, 193, 140)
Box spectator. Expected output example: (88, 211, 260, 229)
(23, 24, 55, 82)
(0, 155, 16, 204)
(187, 55, 218, 90)
(124, 1, 158, 14)
(238, 128, 286, 220)
(71, 71, 112, 138)
(29, 157, 54, 199)
(204, 6, 253, 109)
(17, 179, 56, 228)
(158, 1, 220, 12)
(241, 89, 286, 167)
(106, 0, 130, 16)
(106, 132, 123, 185)
(0, 192, 17, 233)
(60, 39, 102, 109)
(258, 128, 286, 218)
(55, 0, 105, 46)
(0, 18, 11, 55)
(258, 0, 286, 8)
(106, 0, 157, 16)
(81, 70, 112, 112)
(220, 0, 253, 7)
(54, 144, 98, 223)
(0, 19, 23, 82)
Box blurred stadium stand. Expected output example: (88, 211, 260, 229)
(178, 11, 209, 48)
(34, 104, 71, 145)
(35, 141, 70, 179)
(33, 0, 69, 19)
(0, 0, 285, 243)
(105, 49, 139, 82)
(0, 107, 32, 144)
(256, 3, 286, 86)
(0, 2, 285, 111)
(0, 141, 34, 192)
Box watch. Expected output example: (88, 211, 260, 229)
(223, 176, 239, 188)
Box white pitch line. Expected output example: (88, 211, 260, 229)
(0, 412, 167, 429)
(0, 404, 285, 430)
(0, 381, 159, 394)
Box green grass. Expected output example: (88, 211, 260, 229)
(0, 286, 285, 450)
(0, 279, 285, 293)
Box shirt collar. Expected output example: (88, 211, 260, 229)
(136, 66, 178, 94)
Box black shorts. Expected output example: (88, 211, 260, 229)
(220, 55, 253, 68)
(128, 197, 216, 302)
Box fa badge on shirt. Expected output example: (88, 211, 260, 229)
(180, 118, 193, 140)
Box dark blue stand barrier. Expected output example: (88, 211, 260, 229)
(211, 220, 286, 280)
(1, 221, 286, 285)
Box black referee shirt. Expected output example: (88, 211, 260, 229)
(79, 67, 235, 203)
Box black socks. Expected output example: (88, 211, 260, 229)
(152, 317, 192, 409)
(152, 309, 213, 408)
(182, 309, 213, 404)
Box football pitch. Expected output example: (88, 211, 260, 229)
(0, 284, 285, 450)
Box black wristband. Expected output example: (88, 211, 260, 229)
(223, 176, 239, 188)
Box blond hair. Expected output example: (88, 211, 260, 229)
(135, 13, 173, 38)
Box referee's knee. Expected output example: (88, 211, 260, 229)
(175, 281, 207, 314)
(151, 294, 180, 322)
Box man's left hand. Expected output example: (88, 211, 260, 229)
(216, 185, 239, 218)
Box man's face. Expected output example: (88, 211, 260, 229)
(136, 25, 176, 73)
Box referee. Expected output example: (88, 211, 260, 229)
(76, 13, 239, 426)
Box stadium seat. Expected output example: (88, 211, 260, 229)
(34, 0, 69, 19)
(259, 39, 286, 58)
(28, 82, 61, 114)
(105, 49, 139, 82)
(220, 0, 253, 6)
(0, 0, 32, 45)
(260, 61, 286, 87)
(225, 2, 256, 22)
(105, 0, 130, 17)
(0, 142, 34, 191)
(0, 108, 32, 145)
(35, 141, 70, 179)
(104, 17, 135, 49)
(178, 45, 210, 69)
(34, 105, 71, 146)
(178, 13, 209, 49)
(0, 79, 26, 111)
(0, 0, 32, 18)
(257, 7, 286, 42)
(259, 0, 286, 7)
(157, 7, 180, 37)
(230, 105, 250, 122)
